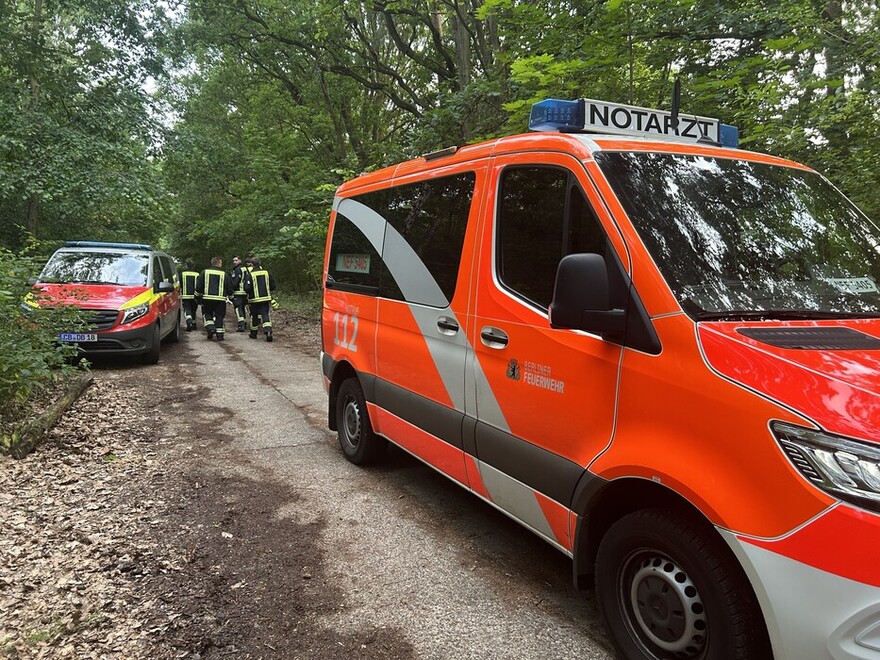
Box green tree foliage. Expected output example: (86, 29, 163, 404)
(161, 57, 344, 289)
(0, 0, 174, 249)
(162, 0, 878, 291)
(479, 0, 880, 219)
(4, 0, 877, 291)
(0, 247, 87, 428)
(160, 0, 512, 288)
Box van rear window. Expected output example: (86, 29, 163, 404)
(327, 215, 383, 293)
(330, 172, 475, 306)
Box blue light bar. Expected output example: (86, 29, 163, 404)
(719, 124, 739, 149)
(528, 99, 585, 133)
(529, 97, 740, 148)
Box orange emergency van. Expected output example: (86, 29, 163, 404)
(321, 98, 880, 659)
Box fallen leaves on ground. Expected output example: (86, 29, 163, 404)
(0, 380, 181, 659)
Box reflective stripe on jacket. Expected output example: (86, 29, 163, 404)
(248, 269, 272, 302)
(201, 268, 228, 301)
(231, 265, 246, 296)
(181, 271, 199, 299)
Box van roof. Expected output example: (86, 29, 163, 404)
(337, 132, 808, 196)
(62, 241, 154, 251)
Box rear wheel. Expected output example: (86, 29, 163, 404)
(141, 324, 161, 365)
(336, 378, 387, 465)
(595, 509, 770, 660)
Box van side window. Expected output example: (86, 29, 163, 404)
(336, 172, 475, 306)
(152, 256, 163, 288)
(159, 256, 176, 284)
(497, 167, 606, 310)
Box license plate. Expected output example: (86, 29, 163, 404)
(59, 333, 98, 342)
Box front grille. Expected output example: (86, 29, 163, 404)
(82, 339, 123, 351)
(83, 308, 120, 330)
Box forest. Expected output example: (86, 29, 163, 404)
(1, 0, 878, 290)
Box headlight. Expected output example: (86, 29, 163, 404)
(773, 421, 880, 514)
(121, 302, 150, 325)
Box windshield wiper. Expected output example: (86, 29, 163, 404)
(693, 309, 880, 321)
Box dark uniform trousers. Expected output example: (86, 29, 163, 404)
(249, 301, 271, 332)
(180, 270, 200, 330)
(232, 295, 248, 328)
(202, 299, 227, 337)
(246, 268, 274, 339)
(183, 298, 199, 328)
(229, 264, 248, 331)
(198, 267, 232, 339)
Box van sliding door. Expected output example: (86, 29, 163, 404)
(369, 167, 486, 487)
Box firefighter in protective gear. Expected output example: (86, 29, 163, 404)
(243, 256, 276, 342)
(180, 259, 200, 331)
(196, 256, 233, 341)
(229, 255, 248, 331)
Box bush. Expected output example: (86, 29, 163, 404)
(0, 248, 89, 429)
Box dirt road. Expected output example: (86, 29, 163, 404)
(3, 314, 615, 659)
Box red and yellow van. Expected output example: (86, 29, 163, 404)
(321, 99, 880, 659)
(32, 241, 181, 364)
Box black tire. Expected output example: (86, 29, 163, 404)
(336, 378, 387, 465)
(163, 310, 181, 344)
(141, 324, 161, 365)
(595, 509, 770, 660)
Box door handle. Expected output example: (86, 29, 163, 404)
(480, 326, 509, 348)
(437, 316, 459, 335)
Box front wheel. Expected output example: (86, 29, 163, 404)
(595, 509, 770, 660)
(141, 324, 161, 365)
(335, 378, 387, 465)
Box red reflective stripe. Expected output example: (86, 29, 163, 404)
(741, 505, 880, 587)
(534, 491, 572, 552)
(366, 402, 382, 434)
(465, 455, 490, 500)
(374, 407, 468, 485)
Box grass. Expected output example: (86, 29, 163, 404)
(18, 612, 108, 650)
(274, 289, 321, 319)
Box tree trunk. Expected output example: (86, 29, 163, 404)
(27, 193, 39, 237)
(451, 9, 471, 140)
(28, 0, 43, 238)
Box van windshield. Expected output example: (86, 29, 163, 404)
(595, 151, 880, 319)
(39, 251, 150, 287)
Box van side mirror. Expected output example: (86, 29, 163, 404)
(157, 281, 174, 293)
(549, 253, 627, 339)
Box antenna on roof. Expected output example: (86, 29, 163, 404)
(670, 76, 722, 146)
(670, 77, 681, 135)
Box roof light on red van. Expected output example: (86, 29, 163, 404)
(63, 241, 153, 250)
(528, 98, 740, 148)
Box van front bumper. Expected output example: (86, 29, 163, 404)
(722, 505, 880, 660)
(64, 323, 156, 357)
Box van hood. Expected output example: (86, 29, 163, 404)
(33, 283, 151, 310)
(698, 320, 880, 444)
